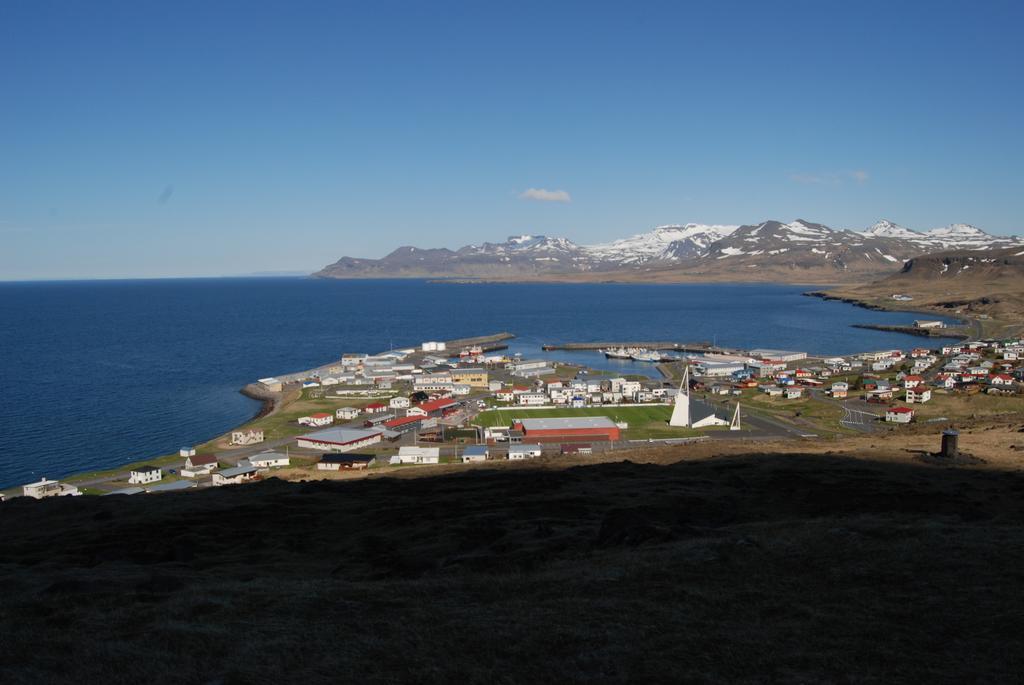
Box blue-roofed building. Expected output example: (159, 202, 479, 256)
(145, 480, 196, 494)
(461, 445, 489, 463)
(103, 486, 145, 496)
(212, 464, 260, 487)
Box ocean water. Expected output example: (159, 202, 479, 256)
(0, 278, 958, 488)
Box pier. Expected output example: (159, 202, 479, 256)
(445, 332, 515, 352)
(541, 341, 740, 355)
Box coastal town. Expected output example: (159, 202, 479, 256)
(7, 327, 1024, 501)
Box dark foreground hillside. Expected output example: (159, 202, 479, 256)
(3, 454, 1024, 684)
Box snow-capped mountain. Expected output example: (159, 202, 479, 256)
(920, 223, 1009, 249)
(861, 220, 923, 241)
(314, 219, 1022, 281)
(585, 224, 739, 264)
(858, 221, 1017, 251)
(463, 235, 581, 255)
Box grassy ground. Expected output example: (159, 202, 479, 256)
(64, 453, 187, 485)
(227, 388, 384, 443)
(904, 389, 1023, 420)
(475, 405, 703, 439)
(743, 392, 849, 427)
(4, 450, 1024, 683)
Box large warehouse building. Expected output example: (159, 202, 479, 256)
(511, 416, 621, 443)
(296, 427, 382, 453)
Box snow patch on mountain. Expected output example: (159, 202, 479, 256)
(860, 220, 922, 241)
(585, 223, 739, 264)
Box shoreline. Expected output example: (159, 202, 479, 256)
(240, 383, 281, 421)
(2, 295, 988, 494)
(803, 290, 972, 332)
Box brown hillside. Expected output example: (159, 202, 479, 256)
(4, 444, 1024, 683)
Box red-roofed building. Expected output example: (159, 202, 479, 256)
(364, 402, 389, 414)
(990, 374, 1015, 386)
(885, 406, 914, 423)
(510, 416, 621, 443)
(382, 415, 424, 434)
(407, 398, 459, 418)
(298, 412, 334, 427)
(902, 375, 924, 389)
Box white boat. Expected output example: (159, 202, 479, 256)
(601, 347, 633, 359)
(630, 350, 663, 362)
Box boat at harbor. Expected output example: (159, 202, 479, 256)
(601, 346, 680, 362)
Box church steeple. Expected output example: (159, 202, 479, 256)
(669, 365, 691, 427)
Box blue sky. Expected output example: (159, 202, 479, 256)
(1, 0, 1022, 279)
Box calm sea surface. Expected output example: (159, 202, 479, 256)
(0, 278, 959, 488)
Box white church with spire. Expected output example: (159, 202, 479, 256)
(670, 364, 741, 430)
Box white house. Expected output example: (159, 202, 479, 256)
(389, 396, 411, 409)
(762, 386, 784, 397)
(518, 392, 548, 406)
(905, 388, 932, 404)
(620, 380, 643, 396)
(508, 444, 543, 460)
(390, 446, 440, 465)
(461, 445, 489, 463)
(258, 377, 284, 392)
(336, 406, 361, 420)
(784, 388, 803, 400)
(886, 407, 914, 423)
(212, 464, 260, 486)
(128, 465, 162, 485)
(902, 375, 925, 390)
(179, 446, 196, 458)
(181, 453, 218, 478)
(298, 413, 334, 427)
(549, 388, 572, 404)
(22, 478, 80, 499)
(243, 451, 290, 468)
(912, 357, 935, 372)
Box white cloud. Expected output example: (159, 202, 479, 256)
(519, 188, 572, 203)
(789, 170, 869, 185)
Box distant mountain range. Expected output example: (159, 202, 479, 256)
(314, 219, 1022, 283)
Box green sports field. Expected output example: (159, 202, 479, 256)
(475, 405, 702, 439)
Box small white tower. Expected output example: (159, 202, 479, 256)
(669, 365, 691, 427)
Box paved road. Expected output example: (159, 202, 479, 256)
(803, 387, 881, 434)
